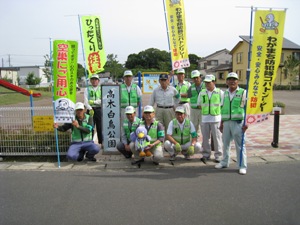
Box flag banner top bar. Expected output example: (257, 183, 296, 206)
(165, 0, 190, 70)
(53, 40, 78, 123)
(246, 9, 286, 125)
(81, 15, 106, 77)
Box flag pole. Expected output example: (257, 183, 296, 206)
(239, 6, 254, 168)
(51, 38, 61, 168)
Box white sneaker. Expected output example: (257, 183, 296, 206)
(239, 168, 247, 175)
(215, 163, 225, 169)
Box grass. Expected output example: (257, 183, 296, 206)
(0, 86, 53, 106)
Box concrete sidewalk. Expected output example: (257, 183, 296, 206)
(1, 115, 299, 171)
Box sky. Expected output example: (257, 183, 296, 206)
(0, 0, 299, 67)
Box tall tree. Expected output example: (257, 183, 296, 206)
(42, 54, 51, 82)
(284, 55, 300, 86)
(104, 54, 124, 79)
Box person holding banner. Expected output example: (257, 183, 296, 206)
(116, 106, 140, 159)
(164, 106, 201, 161)
(187, 70, 205, 136)
(53, 102, 99, 162)
(120, 70, 142, 124)
(197, 75, 223, 164)
(215, 72, 248, 175)
(84, 74, 103, 145)
(175, 68, 191, 119)
(149, 74, 180, 133)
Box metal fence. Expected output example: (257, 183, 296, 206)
(0, 106, 70, 156)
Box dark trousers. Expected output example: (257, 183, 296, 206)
(92, 107, 102, 144)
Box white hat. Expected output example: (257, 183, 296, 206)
(125, 106, 135, 114)
(75, 102, 85, 110)
(177, 68, 185, 74)
(226, 72, 239, 80)
(191, 70, 201, 78)
(175, 106, 185, 114)
(204, 74, 216, 82)
(90, 74, 99, 79)
(123, 70, 133, 77)
(143, 105, 155, 113)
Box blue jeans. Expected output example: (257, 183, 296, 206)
(67, 141, 99, 161)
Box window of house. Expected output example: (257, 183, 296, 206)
(208, 60, 218, 66)
(280, 53, 284, 65)
(219, 73, 224, 80)
(236, 70, 242, 81)
(236, 53, 242, 64)
(292, 52, 300, 60)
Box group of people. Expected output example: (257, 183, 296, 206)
(54, 68, 249, 175)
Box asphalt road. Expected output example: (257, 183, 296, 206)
(1, 161, 299, 225)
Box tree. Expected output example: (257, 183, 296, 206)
(104, 54, 124, 79)
(284, 55, 300, 86)
(42, 54, 51, 82)
(26, 72, 41, 85)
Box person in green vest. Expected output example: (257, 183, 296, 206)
(164, 106, 201, 161)
(120, 70, 142, 124)
(187, 70, 205, 137)
(116, 106, 140, 159)
(215, 72, 248, 175)
(197, 74, 224, 164)
(176, 68, 191, 118)
(84, 74, 103, 145)
(131, 105, 165, 166)
(53, 102, 99, 162)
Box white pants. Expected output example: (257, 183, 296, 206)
(164, 140, 201, 156)
(130, 142, 164, 162)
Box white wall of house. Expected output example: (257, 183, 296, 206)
(18, 66, 47, 85)
(0, 69, 19, 85)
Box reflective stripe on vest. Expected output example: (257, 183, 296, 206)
(200, 88, 221, 115)
(88, 86, 101, 107)
(121, 83, 138, 108)
(172, 119, 191, 144)
(139, 120, 162, 146)
(71, 114, 93, 142)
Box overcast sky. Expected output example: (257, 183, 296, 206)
(0, 0, 299, 67)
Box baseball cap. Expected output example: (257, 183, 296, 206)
(125, 106, 135, 114)
(75, 102, 85, 110)
(191, 70, 201, 78)
(204, 74, 216, 82)
(226, 72, 239, 80)
(175, 106, 185, 114)
(159, 74, 168, 80)
(177, 68, 185, 74)
(90, 74, 99, 80)
(143, 105, 155, 113)
(123, 70, 133, 77)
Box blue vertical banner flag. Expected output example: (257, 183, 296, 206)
(164, 0, 190, 70)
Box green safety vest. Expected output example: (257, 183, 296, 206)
(221, 88, 245, 121)
(121, 83, 139, 108)
(139, 120, 163, 146)
(71, 114, 93, 142)
(199, 88, 222, 116)
(88, 86, 101, 107)
(176, 81, 190, 102)
(171, 119, 192, 145)
(123, 117, 140, 142)
(190, 83, 204, 108)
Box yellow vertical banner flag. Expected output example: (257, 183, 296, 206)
(165, 0, 190, 70)
(246, 10, 286, 125)
(81, 16, 106, 76)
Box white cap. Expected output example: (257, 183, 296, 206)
(226, 72, 239, 80)
(125, 106, 135, 114)
(75, 102, 85, 110)
(123, 70, 133, 77)
(191, 70, 201, 78)
(204, 74, 216, 82)
(177, 68, 185, 74)
(143, 105, 155, 113)
(175, 106, 185, 114)
(90, 74, 99, 79)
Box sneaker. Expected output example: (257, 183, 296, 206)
(200, 157, 207, 164)
(169, 154, 176, 161)
(87, 157, 97, 162)
(214, 159, 221, 163)
(153, 161, 159, 166)
(239, 168, 247, 175)
(77, 150, 85, 162)
(215, 163, 226, 169)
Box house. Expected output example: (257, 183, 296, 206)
(198, 48, 232, 81)
(230, 35, 300, 85)
(0, 67, 19, 85)
(17, 66, 48, 85)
